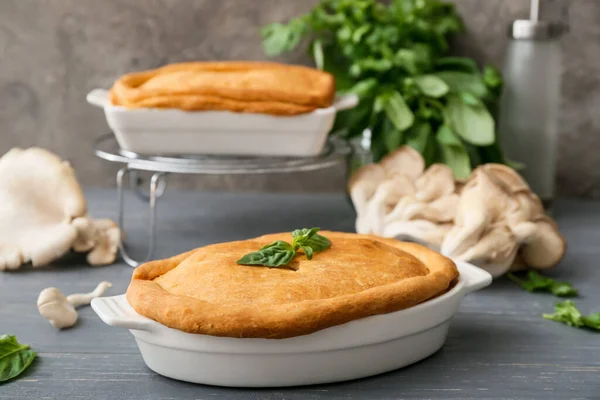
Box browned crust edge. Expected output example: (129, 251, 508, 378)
(126, 232, 458, 339)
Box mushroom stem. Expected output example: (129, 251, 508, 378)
(66, 281, 113, 308)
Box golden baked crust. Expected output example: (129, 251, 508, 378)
(110, 61, 335, 115)
(126, 231, 458, 339)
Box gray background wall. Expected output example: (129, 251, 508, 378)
(0, 0, 597, 197)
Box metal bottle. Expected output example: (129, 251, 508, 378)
(498, 0, 567, 206)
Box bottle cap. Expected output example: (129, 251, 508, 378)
(508, 20, 566, 40)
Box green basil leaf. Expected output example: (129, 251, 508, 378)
(508, 271, 578, 297)
(312, 39, 324, 70)
(435, 57, 479, 74)
(582, 313, 600, 330)
(237, 241, 296, 268)
(384, 91, 414, 131)
(543, 300, 585, 328)
(261, 19, 308, 56)
(301, 245, 314, 260)
(435, 71, 487, 98)
(483, 65, 503, 89)
(458, 91, 481, 106)
(435, 125, 470, 178)
(382, 118, 403, 152)
(405, 122, 431, 153)
(413, 75, 449, 98)
(352, 25, 371, 43)
(438, 142, 471, 179)
(346, 78, 378, 98)
(291, 228, 320, 248)
(446, 95, 495, 146)
(303, 233, 331, 252)
(436, 124, 462, 146)
(0, 335, 37, 382)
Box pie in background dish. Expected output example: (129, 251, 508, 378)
(110, 61, 336, 116)
(126, 231, 459, 339)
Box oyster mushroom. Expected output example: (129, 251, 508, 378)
(361, 174, 415, 235)
(441, 168, 512, 258)
(414, 164, 456, 202)
(442, 165, 566, 275)
(348, 164, 386, 234)
(0, 147, 121, 270)
(38, 281, 112, 329)
(383, 220, 452, 250)
(512, 216, 566, 269)
(379, 146, 425, 181)
(452, 224, 519, 277)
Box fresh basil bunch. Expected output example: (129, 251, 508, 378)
(262, 0, 509, 178)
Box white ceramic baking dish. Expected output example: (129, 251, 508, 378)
(91, 261, 490, 387)
(86, 89, 358, 157)
(92, 261, 490, 387)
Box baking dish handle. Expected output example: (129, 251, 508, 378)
(456, 261, 492, 294)
(86, 88, 110, 108)
(332, 94, 359, 112)
(91, 295, 155, 332)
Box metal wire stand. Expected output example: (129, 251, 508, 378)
(94, 134, 352, 267)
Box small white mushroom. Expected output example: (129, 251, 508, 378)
(73, 217, 121, 265)
(38, 281, 112, 329)
(37, 288, 78, 329)
(66, 281, 113, 308)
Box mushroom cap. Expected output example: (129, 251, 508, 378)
(513, 216, 566, 269)
(481, 164, 530, 193)
(37, 287, 78, 329)
(379, 146, 425, 182)
(414, 164, 456, 202)
(0, 148, 87, 270)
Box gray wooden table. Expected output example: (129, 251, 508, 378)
(2, 189, 599, 399)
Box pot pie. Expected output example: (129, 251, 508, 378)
(127, 231, 458, 339)
(110, 61, 335, 116)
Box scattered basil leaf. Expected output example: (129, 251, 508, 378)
(384, 91, 414, 132)
(508, 271, 578, 297)
(0, 335, 37, 383)
(413, 75, 449, 98)
(447, 95, 495, 146)
(543, 301, 600, 332)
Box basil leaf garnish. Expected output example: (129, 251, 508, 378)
(236, 241, 296, 268)
(0, 335, 37, 382)
(237, 228, 331, 269)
